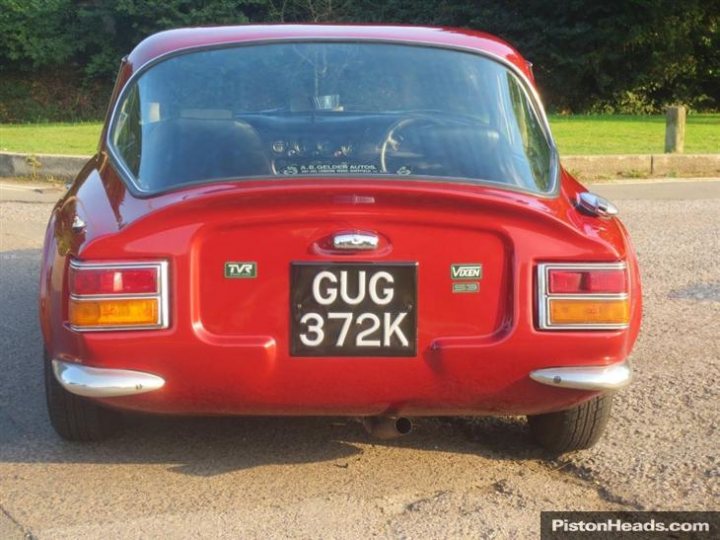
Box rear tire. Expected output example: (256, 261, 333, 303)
(44, 351, 123, 441)
(527, 394, 612, 454)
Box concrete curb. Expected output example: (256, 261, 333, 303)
(1, 151, 719, 181)
(0, 151, 90, 180)
(563, 154, 720, 179)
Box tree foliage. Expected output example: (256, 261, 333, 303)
(0, 0, 718, 118)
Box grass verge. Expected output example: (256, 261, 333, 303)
(1, 114, 718, 156)
(0, 123, 102, 155)
(550, 114, 719, 155)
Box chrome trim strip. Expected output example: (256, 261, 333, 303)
(68, 259, 169, 332)
(105, 37, 560, 199)
(530, 360, 632, 391)
(69, 260, 164, 271)
(546, 293, 629, 300)
(333, 232, 379, 250)
(70, 293, 159, 300)
(537, 262, 629, 330)
(52, 359, 165, 398)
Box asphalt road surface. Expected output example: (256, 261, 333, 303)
(1, 178, 718, 539)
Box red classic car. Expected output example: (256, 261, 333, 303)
(40, 24, 641, 453)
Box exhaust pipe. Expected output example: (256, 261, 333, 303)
(362, 416, 413, 440)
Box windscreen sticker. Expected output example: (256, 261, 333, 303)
(280, 163, 379, 175)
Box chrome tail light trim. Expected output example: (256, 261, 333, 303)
(68, 259, 170, 332)
(537, 262, 629, 330)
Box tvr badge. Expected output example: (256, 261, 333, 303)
(225, 261, 257, 278)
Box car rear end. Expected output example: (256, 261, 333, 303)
(52, 176, 640, 417)
(41, 28, 641, 449)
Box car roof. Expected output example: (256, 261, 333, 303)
(125, 24, 533, 81)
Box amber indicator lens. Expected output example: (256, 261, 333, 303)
(70, 266, 158, 295)
(548, 269, 627, 294)
(69, 298, 159, 327)
(548, 298, 629, 325)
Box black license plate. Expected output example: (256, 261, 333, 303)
(291, 263, 417, 357)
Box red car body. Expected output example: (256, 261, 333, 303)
(40, 25, 641, 444)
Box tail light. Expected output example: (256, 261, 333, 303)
(537, 263, 629, 329)
(68, 260, 169, 331)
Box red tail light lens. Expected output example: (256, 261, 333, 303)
(70, 266, 158, 295)
(548, 269, 627, 294)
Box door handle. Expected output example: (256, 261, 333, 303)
(332, 232, 379, 250)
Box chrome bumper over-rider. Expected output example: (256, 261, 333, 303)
(530, 360, 632, 391)
(52, 360, 165, 398)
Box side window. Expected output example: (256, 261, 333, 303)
(506, 75, 551, 191)
(112, 85, 142, 176)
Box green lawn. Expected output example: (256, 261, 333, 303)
(0, 122, 102, 155)
(1, 114, 718, 156)
(550, 113, 720, 155)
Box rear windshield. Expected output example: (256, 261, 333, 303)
(110, 42, 555, 194)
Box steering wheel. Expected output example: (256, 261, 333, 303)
(380, 115, 476, 175)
